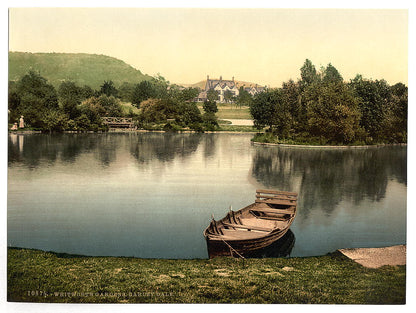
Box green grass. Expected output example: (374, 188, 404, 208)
(217, 104, 251, 119)
(218, 125, 258, 132)
(8, 247, 406, 304)
(251, 133, 365, 146)
(197, 103, 251, 120)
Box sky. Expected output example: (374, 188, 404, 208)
(8, 7, 408, 87)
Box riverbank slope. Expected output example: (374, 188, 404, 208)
(7, 247, 405, 304)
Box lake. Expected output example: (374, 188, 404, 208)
(8, 132, 407, 259)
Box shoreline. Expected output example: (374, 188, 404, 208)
(252, 141, 407, 149)
(7, 244, 406, 267)
(9, 130, 409, 147)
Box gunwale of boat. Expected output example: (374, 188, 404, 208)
(204, 189, 297, 243)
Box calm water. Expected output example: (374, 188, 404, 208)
(8, 132, 407, 259)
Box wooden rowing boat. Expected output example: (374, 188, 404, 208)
(203, 189, 297, 258)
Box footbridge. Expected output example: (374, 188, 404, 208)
(101, 117, 134, 129)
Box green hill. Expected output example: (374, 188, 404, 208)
(9, 52, 152, 89)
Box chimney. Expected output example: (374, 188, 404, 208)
(232, 76, 234, 82)
(220, 76, 222, 81)
(207, 75, 209, 81)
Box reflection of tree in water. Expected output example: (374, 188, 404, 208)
(251, 146, 407, 217)
(8, 133, 121, 168)
(129, 133, 202, 164)
(9, 134, 61, 168)
(8, 133, 203, 169)
(202, 133, 216, 159)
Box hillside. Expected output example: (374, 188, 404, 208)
(9, 52, 152, 89)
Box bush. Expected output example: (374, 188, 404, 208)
(189, 123, 205, 133)
(202, 112, 219, 130)
(163, 122, 182, 132)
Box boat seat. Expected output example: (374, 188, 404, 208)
(218, 229, 266, 240)
(255, 199, 297, 206)
(222, 222, 273, 232)
(250, 211, 288, 220)
(249, 207, 295, 215)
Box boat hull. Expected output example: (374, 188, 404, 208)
(206, 227, 290, 258)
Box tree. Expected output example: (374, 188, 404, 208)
(305, 80, 361, 143)
(80, 95, 123, 118)
(97, 95, 124, 117)
(281, 79, 301, 134)
(223, 90, 234, 103)
(8, 81, 21, 123)
(180, 87, 199, 102)
(177, 102, 203, 126)
(167, 86, 199, 102)
(350, 76, 391, 142)
(150, 74, 169, 99)
(202, 112, 218, 130)
(203, 99, 218, 114)
(58, 81, 82, 119)
(390, 82, 408, 133)
(139, 98, 170, 124)
(42, 109, 69, 132)
(322, 63, 343, 84)
(381, 82, 408, 142)
(300, 59, 318, 89)
(80, 85, 95, 100)
(118, 82, 135, 102)
(250, 90, 278, 131)
(236, 87, 252, 108)
(131, 81, 157, 108)
(99, 80, 118, 97)
(250, 89, 293, 136)
(77, 96, 115, 131)
(13, 71, 59, 128)
(207, 89, 219, 103)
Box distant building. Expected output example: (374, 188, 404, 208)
(196, 75, 266, 102)
(244, 84, 266, 96)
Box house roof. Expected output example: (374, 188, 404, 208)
(205, 78, 236, 91)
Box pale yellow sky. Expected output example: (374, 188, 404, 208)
(9, 8, 408, 87)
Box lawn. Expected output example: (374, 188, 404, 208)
(197, 103, 251, 120)
(8, 247, 406, 304)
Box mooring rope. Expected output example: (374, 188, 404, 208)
(220, 237, 245, 259)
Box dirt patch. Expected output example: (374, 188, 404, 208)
(338, 245, 406, 268)
(264, 271, 284, 277)
(214, 269, 230, 277)
(156, 274, 171, 282)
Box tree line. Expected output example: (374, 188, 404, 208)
(8, 71, 221, 132)
(250, 59, 407, 145)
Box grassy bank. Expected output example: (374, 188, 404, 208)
(8, 247, 405, 304)
(250, 133, 408, 147)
